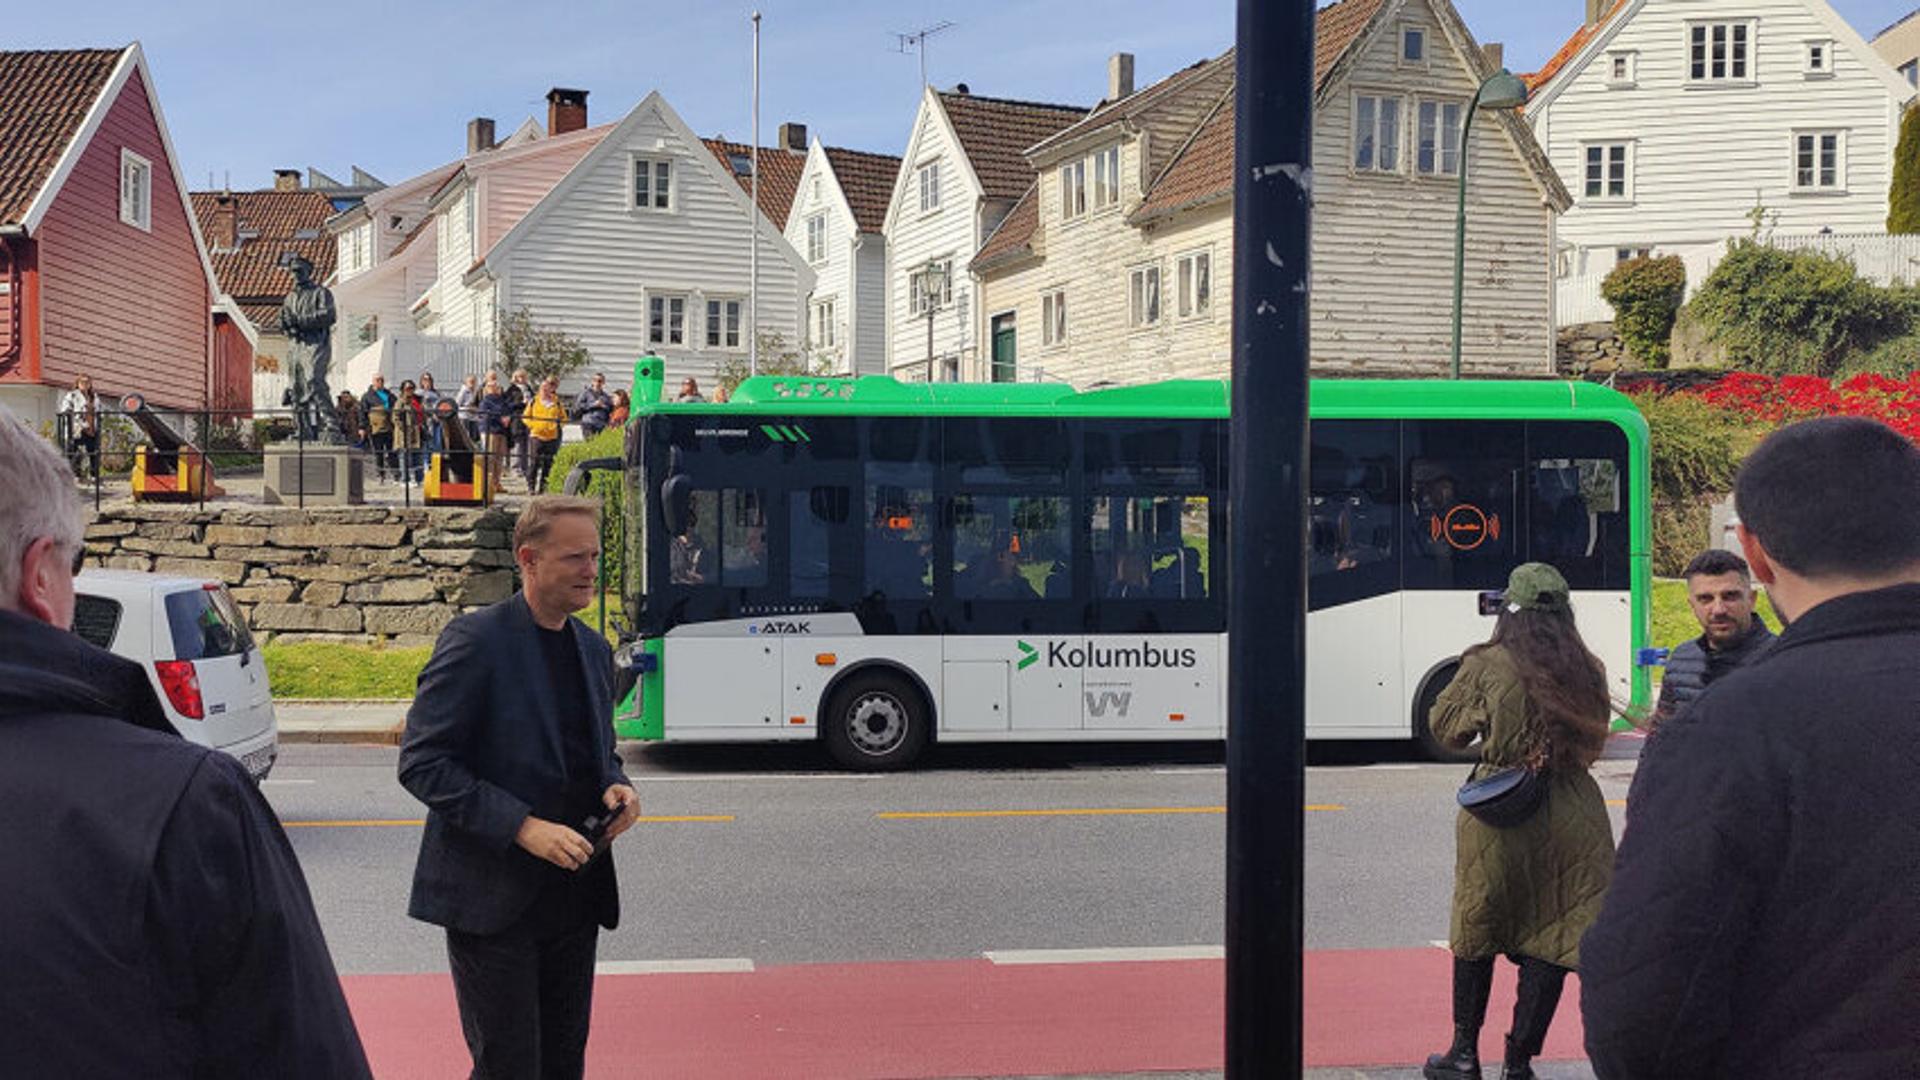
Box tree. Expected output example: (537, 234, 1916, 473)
(1601, 256, 1687, 368)
(1889, 104, 1920, 234)
(715, 330, 833, 395)
(493, 307, 592, 385)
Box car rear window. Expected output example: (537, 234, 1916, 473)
(164, 587, 255, 660)
(71, 595, 123, 650)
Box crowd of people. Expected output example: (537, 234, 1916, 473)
(5, 394, 1919, 1077)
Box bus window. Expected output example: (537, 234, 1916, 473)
(1090, 496, 1211, 599)
(951, 495, 1069, 602)
(670, 490, 718, 585)
(1309, 419, 1399, 608)
(865, 465, 934, 600)
(1404, 420, 1522, 590)
(1527, 421, 1630, 590)
(790, 487, 850, 599)
(719, 490, 767, 587)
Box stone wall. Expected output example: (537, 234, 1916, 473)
(82, 506, 521, 647)
(1556, 321, 1625, 376)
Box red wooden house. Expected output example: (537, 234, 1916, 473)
(0, 44, 250, 429)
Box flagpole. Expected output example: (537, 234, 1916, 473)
(749, 10, 761, 377)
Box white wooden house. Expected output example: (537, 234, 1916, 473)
(882, 88, 1086, 381)
(1526, 0, 1918, 281)
(783, 137, 901, 376)
(972, 0, 1570, 384)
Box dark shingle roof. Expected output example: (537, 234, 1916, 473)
(823, 146, 902, 233)
(190, 189, 339, 323)
(1029, 53, 1229, 156)
(936, 92, 1088, 202)
(971, 182, 1039, 272)
(0, 48, 124, 226)
(704, 137, 807, 224)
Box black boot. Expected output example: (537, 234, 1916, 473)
(1424, 956, 1494, 1079)
(1501, 957, 1569, 1080)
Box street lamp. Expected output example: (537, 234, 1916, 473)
(914, 260, 948, 382)
(1449, 68, 1530, 379)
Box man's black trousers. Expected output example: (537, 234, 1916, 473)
(445, 894, 598, 1080)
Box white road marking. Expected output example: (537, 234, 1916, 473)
(625, 773, 888, 783)
(1149, 767, 1225, 776)
(1429, 940, 1452, 950)
(984, 945, 1225, 965)
(1358, 764, 1422, 771)
(594, 958, 756, 975)
(260, 779, 316, 786)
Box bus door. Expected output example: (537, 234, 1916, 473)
(658, 484, 788, 730)
(1305, 420, 1404, 735)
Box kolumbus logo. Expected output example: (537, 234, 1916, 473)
(1014, 640, 1199, 671)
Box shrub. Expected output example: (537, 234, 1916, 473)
(545, 425, 629, 627)
(1890, 104, 1920, 234)
(1686, 240, 1920, 375)
(1602, 256, 1687, 368)
(495, 307, 592, 386)
(1631, 391, 1751, 574)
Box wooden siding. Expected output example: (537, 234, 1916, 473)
(976, 0, 1555, 383)
(211, 314, 252, 415)
(496, 99, 807, 389)
(886, 96, 983, 377)
(481, 140, 598, 253)
(1537, 0, 1908, 266)
(853, 233, 888, 375)
(30, 73, 209, 407)
(1313, 0, 1554, 374)
(786, 145, 856, 372)
(434, 187, 486, 338)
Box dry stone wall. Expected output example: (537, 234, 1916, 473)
(81, 506, 522, 647)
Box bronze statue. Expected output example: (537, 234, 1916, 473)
(280, 254, 340, 443)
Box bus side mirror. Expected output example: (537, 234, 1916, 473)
(661, 474, 692, 536)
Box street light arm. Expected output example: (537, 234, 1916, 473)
(1449, 69, 1526, 380)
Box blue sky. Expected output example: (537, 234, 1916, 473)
(11, 0, 1917, 193)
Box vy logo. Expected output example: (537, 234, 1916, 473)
(1084, 690, 1133, 718)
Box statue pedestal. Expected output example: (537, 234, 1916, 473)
(263, 443, 366, 505)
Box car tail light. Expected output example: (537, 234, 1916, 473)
(154, 660, 204, 719)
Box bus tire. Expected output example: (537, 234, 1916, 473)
(1413, 661, 1479, 764)
(823, 671, 930, 770)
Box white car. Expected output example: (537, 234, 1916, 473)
(71, 571, 278, 781)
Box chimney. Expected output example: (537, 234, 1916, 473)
(779, 122, 807, 153)
(1108, 52, 1136, 101)
(210, 192, 238, 252)
(953, 82, 970, 95)
(273, 169, 301, 191)
(1585, 0, 1606, 26)
(547, 88, 588, 136)
(1483, 42, 1504, 69)
(468, 117, 496, 155)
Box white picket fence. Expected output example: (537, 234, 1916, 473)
(341, 334, 496, 394)
(1556, 232, 1920, 327)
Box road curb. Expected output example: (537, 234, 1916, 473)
(280, 725, 406, 746)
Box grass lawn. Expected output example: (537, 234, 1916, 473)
(1650, 577, 1782, 654)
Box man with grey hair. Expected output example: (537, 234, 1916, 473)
(0, 409, 371, 1076)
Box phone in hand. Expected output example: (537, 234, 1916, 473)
(579, 803, 623, 859)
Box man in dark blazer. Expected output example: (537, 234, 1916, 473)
(399, 494, 639, 1079)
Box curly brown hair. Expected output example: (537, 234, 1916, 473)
(1467, 606, 1611, 770)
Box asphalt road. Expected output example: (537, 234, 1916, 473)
(264, 736, 1640, 976)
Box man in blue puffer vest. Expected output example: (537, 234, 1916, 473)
(1651, 548, 1775, 729)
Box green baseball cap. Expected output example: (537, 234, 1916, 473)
(1505, 562, 1571, 612)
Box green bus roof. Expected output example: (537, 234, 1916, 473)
(636, 373, 1643, 427)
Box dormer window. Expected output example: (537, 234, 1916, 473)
(728, 152, 753, 177)
(1805, 39, 1834, 78)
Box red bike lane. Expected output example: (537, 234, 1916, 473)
(343, 947, 1587, 1078)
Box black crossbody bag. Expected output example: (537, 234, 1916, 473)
(1456, 763, 1547, 827)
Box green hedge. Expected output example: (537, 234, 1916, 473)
(545, 426, 630, 625)
(1687, 240, 1920, 376)
(1602, 256, 1686, 368)
(1889, 104, 1920, 234)
(1632, 391, 1753, 575)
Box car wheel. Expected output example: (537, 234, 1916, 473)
(1414, 662, 1480, 764)
(823, 672, 929, 770)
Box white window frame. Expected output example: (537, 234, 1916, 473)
(1790, 129, 1847, 193)
(1902, 59, 1919, 86)
(1041, 288, 1068, 348)
(1607, 50, 1639, 87)
(119, 149, 152, 232)
(1804, 39, 1834, 78)
(462, 191, 477, 255)
(1400, 24, 1428, 66)
(1175, 249, 1213, 320)
(1414, 98, 1463, 178)
(1128, 262, 1162, 330)
(1581, 141, 1633, 202)
(811, 297, 838, 349)
(908, 258, 954, 317)
(1352, 93, 1404, 174)
(1092, 145, 1121, 210)
(1060, 159, 1087, 220)
(805, 213, 827, 263)
(917, 161, 941, 214)
(705, 297, 743, 349)
(647, 292, 688, 347)
(630, 155, 674, 212)
(1615, 246, 1653, 265)
(1687, 21, 1758, 85)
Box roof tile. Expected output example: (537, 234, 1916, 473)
(1524, 0, 1630, 91)
(190, 189, 339, 324)
(971, 182, 1040, 271)
(0, 48, 125, 226)
(936, 92, 1088, 202)
(704, 138, 807, 224)
(823, 146, 902, 233)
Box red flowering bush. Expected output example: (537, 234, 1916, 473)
(1689, 371, 1920, 442)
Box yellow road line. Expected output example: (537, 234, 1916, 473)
(878, 805, 1345, 820)
(1605, 799, 1627, 807)
(282, 815, 734, 828)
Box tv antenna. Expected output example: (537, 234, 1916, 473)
(894, 21, 955, 88)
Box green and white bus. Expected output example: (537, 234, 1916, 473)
(612, 363, 1649, 768)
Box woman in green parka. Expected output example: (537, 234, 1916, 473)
(1422, 563, 1615, 1080)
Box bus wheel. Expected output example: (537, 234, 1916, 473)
(1414, 662, 1480, 764)
(824, 672, 929, 770)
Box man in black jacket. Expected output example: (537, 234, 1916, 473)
(1582, 416, 1920, 1078)
(1650, 548, 1775, 727)
(399, 494, 638, 1079)
(0, 410, 370, 1078)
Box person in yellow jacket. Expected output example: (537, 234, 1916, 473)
(522, 377, 568, 491)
